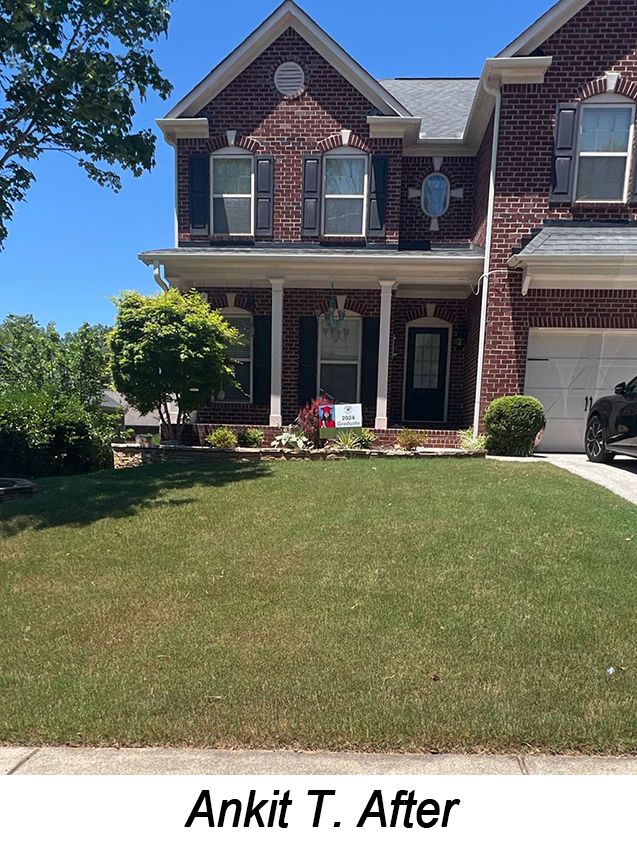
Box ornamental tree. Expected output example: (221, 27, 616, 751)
(0, 0, 173, 246)
(109, 289, 240, 439)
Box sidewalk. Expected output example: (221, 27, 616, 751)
(2, 746, 637, 775)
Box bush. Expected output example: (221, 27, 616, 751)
(119, 427, 136, 442)
(271, 429, 311, 450)
(358, 429, 376, 449)
(457, 427, 487, 451)
(237, 427, 264, 448)
(397, 429, 428, 451)
(483, 395, 546, 457)
(297, 396, 333, 445)
(328, 430, 363, 450)
(206, 427, 238, 449)
(0, 388, 116, 477)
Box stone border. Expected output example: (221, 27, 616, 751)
(0, 477, 37, 502)
(112, 443, 486, 469)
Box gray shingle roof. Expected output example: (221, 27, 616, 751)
(141, 245, 484, 259)
(515, 225, 637, 257)
(379, 78, 480, 139)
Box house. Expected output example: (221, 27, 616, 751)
(139, 0, 637, 452)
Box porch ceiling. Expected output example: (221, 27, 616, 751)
(138, 246, 484, 296)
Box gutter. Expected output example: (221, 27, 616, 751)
(472, 76, 502, 438)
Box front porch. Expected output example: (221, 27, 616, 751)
(138, 246, 484, 434)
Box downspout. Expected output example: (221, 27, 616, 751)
(153, 262, 170, 291)
(472, 76, 502, 438)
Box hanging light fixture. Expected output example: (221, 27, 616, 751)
(316, 284, 348, 340)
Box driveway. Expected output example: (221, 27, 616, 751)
(546, 454, 637, 506)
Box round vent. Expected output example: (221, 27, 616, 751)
(274, 62, 305, 96)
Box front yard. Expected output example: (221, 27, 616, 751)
(0, 458, 635, 753)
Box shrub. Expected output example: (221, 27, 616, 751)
(483, 395, 546, 457)
(206, 427, 238, 449)
(397, 429, 428, 451)
(119, 427, 136, 442)
(271, 429, 311, 450)
(358, 428, 376, 449)
(457, 427, 487, 451)
(237, 427, 264, 448)
(0, 388, 115, 477)
(328, 430, 363, 450)
(297, 396, 333, 445)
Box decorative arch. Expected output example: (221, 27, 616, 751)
(576, 73, 637, 103)
(318, 130, 370, 153)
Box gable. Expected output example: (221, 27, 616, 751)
(499, 0, 593, 57)
(165, 0, 408, 119)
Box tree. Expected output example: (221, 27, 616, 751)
(109, 290, 240, 439)
(0, 313, 111, 404)
(0, 0, 172, 245)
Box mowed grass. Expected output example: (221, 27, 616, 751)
(0, 458, 636, 753)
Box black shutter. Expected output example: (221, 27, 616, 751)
(252, 315, 271, 405)
(360, 317, 380, 408)
(368, 155, 389, 236)
(189, 154, 209, 232)
(298, 316, 318, 407)
(549, 103, 579, 202)
(255, 156, 274, 236)
(301, 155, 322, 236)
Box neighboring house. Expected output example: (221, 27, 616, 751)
(139, 0, 637, 452)
(101, 390, 162, 434)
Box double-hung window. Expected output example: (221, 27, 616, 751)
(211, 154, 254, 235)
(322, 152, 368, 236)
(221, 313, 253, 402)
(318, 316, 362, 401)
(575, 103, 635, 202)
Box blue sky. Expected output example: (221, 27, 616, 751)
(0, 0, 553, 332)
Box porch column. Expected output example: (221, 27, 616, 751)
(269, 278, 285, 427)
(375, 280, 395, 430)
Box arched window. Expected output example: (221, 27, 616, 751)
(211, 147, 254, 236)
(322, 147, 368, 236)
(421, 172, 450, 218)
(574, 94, 635, 202)
(219, 305, 253, 403)
(317, 309, 362, 402)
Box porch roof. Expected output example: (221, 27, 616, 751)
(139, 245, 484, 296)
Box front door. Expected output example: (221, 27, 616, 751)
(404, 327, 449, 422)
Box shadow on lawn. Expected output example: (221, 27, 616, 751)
(0, 461, 272, 537)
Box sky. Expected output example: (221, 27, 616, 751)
(0, 0, 554, 332)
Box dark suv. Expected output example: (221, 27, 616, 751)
(585, 377, 637, 462)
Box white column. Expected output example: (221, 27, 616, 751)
(375, 280, 395, 430)
(269, 279, 285, 427)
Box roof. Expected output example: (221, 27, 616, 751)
(165, 0, 409, 119)
(141, 245, 484, 260)
(498, 0, 592, 57)
(379, 79, 480, 139)
(512, 225, 637, 259)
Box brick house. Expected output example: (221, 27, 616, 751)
(140, 0, 637, 452)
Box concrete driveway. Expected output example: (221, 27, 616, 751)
(546, 454, 637, 506)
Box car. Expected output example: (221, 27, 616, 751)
(585, 377, 637, 462)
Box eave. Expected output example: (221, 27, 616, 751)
(509, 253, 637, 295)
(156, 118, 210, 144)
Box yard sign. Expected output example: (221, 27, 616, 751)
(319, 403, 363, 438)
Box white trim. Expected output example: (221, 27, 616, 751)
(210, 152, 255, 237)
(219, 307, 254, 404)
(402, 317, 453, 424)
(509, 254, 637, 292)
(156, 117, 209, 143)
(321, 150, 369, 238)
(316, 311, 362, 402)
(269, 279, 284, 427)
(498, 0, 591, 58)
(573, 101, 636, 204)
(375, 280, 395, 429)
(164, 1, 408, 120)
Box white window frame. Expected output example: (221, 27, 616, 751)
(210, 149, 255, 236)
(573, 96, 636, 204)
(316, 311, 363, 402)
(220, 307, 253, 404)
(321, 149, 369, 238)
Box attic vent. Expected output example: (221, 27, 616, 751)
(274, 62, 305, 97)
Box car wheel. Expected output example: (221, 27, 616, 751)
(585, 416, 614, 463)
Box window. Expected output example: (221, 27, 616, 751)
(211, 154, 254, 235)
(318, 316, 362, 401)
(221, 313, 253, 402)
(575, 103, 635, 202)
(421, 173, 450, 218)
(322, 152, 368, 236)
(412, 333, 441, 389)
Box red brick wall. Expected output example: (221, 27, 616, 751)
(177, 28, 403, 245)
(400, 157, 475, 244)
(480, 0, 637, 413)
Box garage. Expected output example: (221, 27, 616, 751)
(524, 329, 637, 452)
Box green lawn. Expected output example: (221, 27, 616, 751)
(1, 458, 636, 753)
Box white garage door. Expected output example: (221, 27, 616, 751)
(524, 329, 637, 452)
